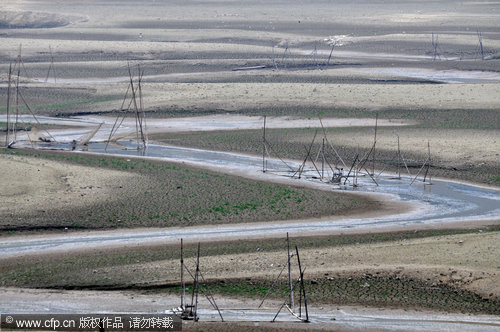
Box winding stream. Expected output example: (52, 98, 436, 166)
(0, 140, 498, 257)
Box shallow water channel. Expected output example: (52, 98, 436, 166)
(99, 141, 500, 225)
(1, 140, 498, 257)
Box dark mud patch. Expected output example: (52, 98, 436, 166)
(176, 276, 500, 315)
(59, 275, 499, 315)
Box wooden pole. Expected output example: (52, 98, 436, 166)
(428, 142, 431, 183)
(410, 156, 429, 185)
(355, 144, 359, 186)
(180, 239, 185, 309)
(5, 64, 12, 146)
(45, 46, 56, 83)
(17, 89, 57, 142)
(373, 113, 378, 176)
(306, 145, 323, 179)
(321, 138, 325, 179)
(14, 65, 20, 142)
(138, 65, 147, 147)
(197, 270, 224, 322)
(319, 117, 347, 168)
(295, 246, 309, 322)
(343, 154, 359, 185)
(312, 42, 318, 67)
(478, 30, 484, 60)
(326, 43, 335, 67)
(294, 131, 317, 179)
(263, 115, 266, 173)
(281, 43, 289, 68)
(105, 82, 132, 151)
(397, 135, 401, 179)
(127, 65, 140, 148)
(423, 141, 431, 184)
(128, 64, 145, 149)
(259, 264, 287, 308)
(194, 242, 201, 322)
(272, 44, 277, 69)
(136, 66, 145, 147)
(287, 233, 294, 312)
(17, 44, 30, 79)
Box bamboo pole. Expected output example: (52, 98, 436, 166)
(105, 83, 132, 151)
(45, 46, 56, 83)
(197, 270, 224, 322)
(262, 115, 266, 173)
(326, 44, 335, 67)
(14, 65, 20, 142)
(287, 233, 294, 312)
(477, 30, 484, 60)
(272, 274, 306, 322)
(343, 154, 359, 185)
(5, 64, 12, 146)
(318, 117, 347, 168)
(259, 264, 287, 308)
(265, 140, 295, 172)
(295, 246, 309, 322)
(193, 243, 201, 322)
(305, 145, 322, 179)
(138, 65, 147, 147)
(180, 239, 185, 309)
(321, 138, 325, 179)
(402, 153, 411, 177)
(19, 45, 30, 79)
(423, 141, 431, 184)
(293, 131, 317, 178)
(272, 44, 277, 69)
(17, 89, 57, 142)
(127, 64, 143, 149)
(281, 43, 289, 68)
(410, 157, 429, 185)
(372, 113, 378, 176)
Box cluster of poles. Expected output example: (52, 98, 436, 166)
(105, 64, 148, 152)
(262, 114, 433, 187)
(432, 30, 486, 61)
(174, 233, 309, 323)
(3, 47, 148, 151)
(4, 46, 57, 148)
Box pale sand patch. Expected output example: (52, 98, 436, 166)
(383, 12, 500, 25)
(347, 33, 500, 49)
(0, 38, 273, 58)
(0, 154, 138, 215)
(86, 115, 410, 137)
(92, 82, 500, 111)
(111, 232, 499, 298)
(314, 128, 500, 165)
